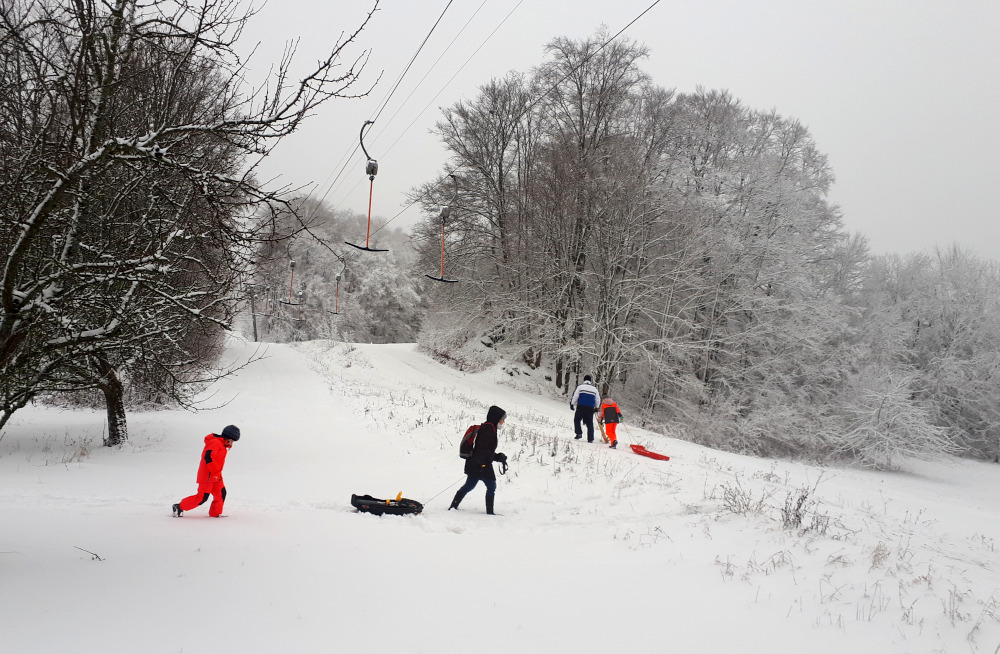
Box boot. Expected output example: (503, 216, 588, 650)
(449, 490, 466, 510)
(486, 496, 495, 515)
(172, 503, 183, 517)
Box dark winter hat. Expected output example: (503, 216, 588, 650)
(221, 425, 241, 441)
(583, 375, 593, 382)
(486, 405, 506, 424)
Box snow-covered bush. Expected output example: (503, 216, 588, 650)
(835, 371, 957, 470)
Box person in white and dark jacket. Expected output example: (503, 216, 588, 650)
(570, 375, 601, 442)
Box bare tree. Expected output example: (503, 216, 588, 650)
(0, 0, 378, 443)
(532, 32, 650, 389)
(418, 73, 538, 346)
(419, 34, 659, 390)
(417, 34, 875, 462)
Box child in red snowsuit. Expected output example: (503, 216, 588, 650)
(598, 398, 623, 449)
(172, 425, 240, 517)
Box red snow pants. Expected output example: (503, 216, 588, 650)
(604, 423, 618, 444)
(179, 480, 226, 517)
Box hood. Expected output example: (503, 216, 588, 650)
(486, 405, 506, 424)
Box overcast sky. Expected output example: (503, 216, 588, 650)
(240, 0, 1000, 261)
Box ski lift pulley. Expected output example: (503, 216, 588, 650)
(346, 120, 388, 253)
(426, 173, 459, 283)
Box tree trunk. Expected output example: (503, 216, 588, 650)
(95, 359, 128, 447)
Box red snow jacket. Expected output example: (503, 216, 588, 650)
(599, 398, 622, 424)
(195, 434, 230, 485)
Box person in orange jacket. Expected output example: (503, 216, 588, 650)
(172, 425, 240, 517)
(598, 398, 623, 449)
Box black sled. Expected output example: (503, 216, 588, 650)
(351, 493, 423, 516)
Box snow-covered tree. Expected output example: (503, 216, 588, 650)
(836, 370, 957, 470)
(416, 34, 867, 461)
(248, 202, 427, 345)
(0, 0, 378, 444)
(850, 248, 1000, 460)
(646, 89, 859, 454)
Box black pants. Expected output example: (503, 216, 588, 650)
(574, 406, 597, 441)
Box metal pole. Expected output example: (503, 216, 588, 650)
(250, 293, 258, 342)
(440, 220, 446, 277)
(366, 179, 374, 248)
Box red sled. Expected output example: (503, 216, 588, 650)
(630, 444, 670, 461)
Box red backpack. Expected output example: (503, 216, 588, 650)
(459, 424, 480, 459)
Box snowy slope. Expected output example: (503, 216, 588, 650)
(1, 334, 999, 654)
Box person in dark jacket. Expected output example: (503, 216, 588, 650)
(172, 425, 240, 517)
(449, 405, 507, 515)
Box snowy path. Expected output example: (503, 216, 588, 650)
(2, 336, 1000, 653)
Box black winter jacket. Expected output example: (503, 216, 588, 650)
(464, 421, 501, 480)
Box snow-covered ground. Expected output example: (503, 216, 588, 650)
(2, 334, 1000, 653)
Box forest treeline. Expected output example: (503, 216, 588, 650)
(4, 0, 997, 469)
(263, 30, 1000, 468)
(397, 31, 1000, 468)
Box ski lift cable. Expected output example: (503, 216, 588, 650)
(376, 0, 523, 159)
(513, 0, 665, 123)
(302, 0, 460, 221)
(369, 0, 661, 238)
(329, 0, 457, 196)
(371, 0, 457, 125)
(323, 0, 515, 220)
(311, 0, 459, 210)
(368, 0, 491, 146)
(310, 0, 520, 227)
(247, 1, 384, 230)
(357, 0, 523, 229)
(324, 0, 527, 221)
(309, 142, 363, 213)
(306, 0, 664, 249)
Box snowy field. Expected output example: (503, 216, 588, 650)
(2, 334, 1000, 654)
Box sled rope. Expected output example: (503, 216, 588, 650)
(422, 476, 466, 506)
